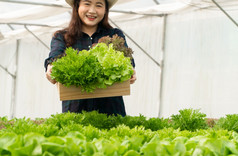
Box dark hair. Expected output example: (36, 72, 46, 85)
(55, 0, 112, 47)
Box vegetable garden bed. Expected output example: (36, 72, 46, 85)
(1, 109, 238, 155)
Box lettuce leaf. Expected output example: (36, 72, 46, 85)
(51, 43, 133, 92)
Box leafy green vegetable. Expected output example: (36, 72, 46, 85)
(214, 114, 238, 132)
(1, 130, 238, 156)
(171, 108, 208, 131)
(51, 43, 133, 92)
(95, 34, 133, 59)
(3, 109, 238, 155)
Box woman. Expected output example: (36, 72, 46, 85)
(44, 0, 136, 116)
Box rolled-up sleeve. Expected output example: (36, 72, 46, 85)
(44, 33, 66, 71)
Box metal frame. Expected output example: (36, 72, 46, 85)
(24, 25, 50, 50)
(109, 19, 161, 67)
(5, 24, 18, 119)
(0, 0, 69, 8)
(0, 64, 15, 78)
(211, 0, 238, 28)
(9, 39, 19, 119)
(158, 15, 167, 117)
(153, 0, 160, 5)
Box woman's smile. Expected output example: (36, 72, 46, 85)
(86, 14, 97, 21)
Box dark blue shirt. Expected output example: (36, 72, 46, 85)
(44, 26, 135, 116)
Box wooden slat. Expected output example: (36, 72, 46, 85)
(57, 80, 130, 101)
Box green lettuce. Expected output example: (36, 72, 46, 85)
(51, 43, 133, 92)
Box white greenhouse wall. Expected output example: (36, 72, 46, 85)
(160, 9, 238, 118)
(1, 3, 238, 119)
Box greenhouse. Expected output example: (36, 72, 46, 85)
(1, 0, 238, 119)
(0, 0, 238, 155)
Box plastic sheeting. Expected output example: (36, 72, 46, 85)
(112, 15, 165, 117)
(0, 35, 61, 119)
(1, 0, 238, 119)
(160, 9, 238, 118)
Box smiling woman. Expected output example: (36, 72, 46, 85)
(78, 0, 106, 36)
(44, 0, 136, 116)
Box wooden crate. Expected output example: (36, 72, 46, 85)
(57, 80, 130, 101)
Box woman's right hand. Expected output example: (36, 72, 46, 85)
(46, 64, 57, 84)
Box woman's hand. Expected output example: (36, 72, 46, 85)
(130, 69, 137, 84)
(46, 64, 56, 84)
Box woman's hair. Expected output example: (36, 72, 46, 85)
(55, 0, 112, 47)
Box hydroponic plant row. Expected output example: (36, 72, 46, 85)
(1, 109, 238, 155)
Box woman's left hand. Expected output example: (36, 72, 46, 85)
(130, 69, 137, 84)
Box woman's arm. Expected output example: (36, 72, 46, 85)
(46, 64, 56, 84)
(45, 33, 66, 84)
(130, 68, 136, 84)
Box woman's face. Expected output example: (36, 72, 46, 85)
(78, 0, 106, 30)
